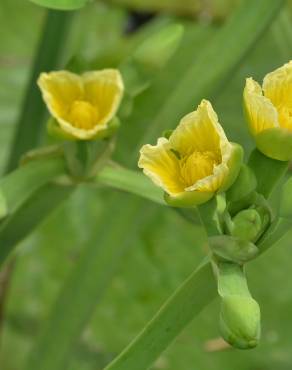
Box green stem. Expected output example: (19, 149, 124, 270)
(104, 259, 216, 370)
(96, 163, 164, 205)
(6, 10, 72, 172)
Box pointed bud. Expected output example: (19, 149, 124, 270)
(220, 296, 260, 349)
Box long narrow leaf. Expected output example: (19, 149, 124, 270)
(105, 260, 216, 370)
(6, 10, 72, 171)
(25, 196, 157, 370)
(0, 156, 66, 212)
(0, 183, 74, 265)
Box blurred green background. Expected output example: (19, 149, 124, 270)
(0, 0, 292, 369)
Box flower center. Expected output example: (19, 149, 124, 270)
(67, 100, 99, 130)
(278, 105, 292, 130)
(180, 151, 219, 187)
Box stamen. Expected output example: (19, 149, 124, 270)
(67, 100, 99, 129)
(180, 151, 219, 187)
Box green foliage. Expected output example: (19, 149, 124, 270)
(0, 1, 292, 370)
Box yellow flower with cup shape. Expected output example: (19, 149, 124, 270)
(139, 100, 243, 207)
(38, 69, 124, 140)
(244, 61, 292, 161)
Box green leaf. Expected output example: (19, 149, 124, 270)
(0, 156, 66, 212)
(104, 260, 216, 370)
(24, 196, 158, 370)
(29, 0, 88, 10)
(6, 10, 72, 172)
(0, 183, 74, 266)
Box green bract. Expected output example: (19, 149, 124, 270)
(209, 235, 259, 264)
(47, 117, 120, 141)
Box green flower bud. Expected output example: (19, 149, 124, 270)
(133, 24, 184, 71)
(209, 235, 258, 264)
(231, 209, 262, 242)
(220, 295, 261, 349)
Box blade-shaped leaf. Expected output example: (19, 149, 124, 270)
(0, 183, 74, 265)
(104, 260, 216, 370)
(0, 156, 66, 212)
(6, 10, 72, 171)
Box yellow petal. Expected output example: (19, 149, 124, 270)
(169, 100, 227, 156)
(38, 69, 124, 140)
(38, 71, 83, 118)
(83, 69, 124, 126)
(188, 162, 229, 192)
(138, 138, 184, 195)
(169, 100, 232, 192)
(243, 77, 278, 135)
(263, 60, 292, 108)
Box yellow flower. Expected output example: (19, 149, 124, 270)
(138, 100, 243, 207)
(244, 61, 292, 161)
(38, 69, 124, 140)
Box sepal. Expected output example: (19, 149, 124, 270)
(219, 143, 243, 192)
(255, 127, 292, 161)
(209, 235, 258, 264)
(164, 190, 213, 208)
(47, 116, 120, 142)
